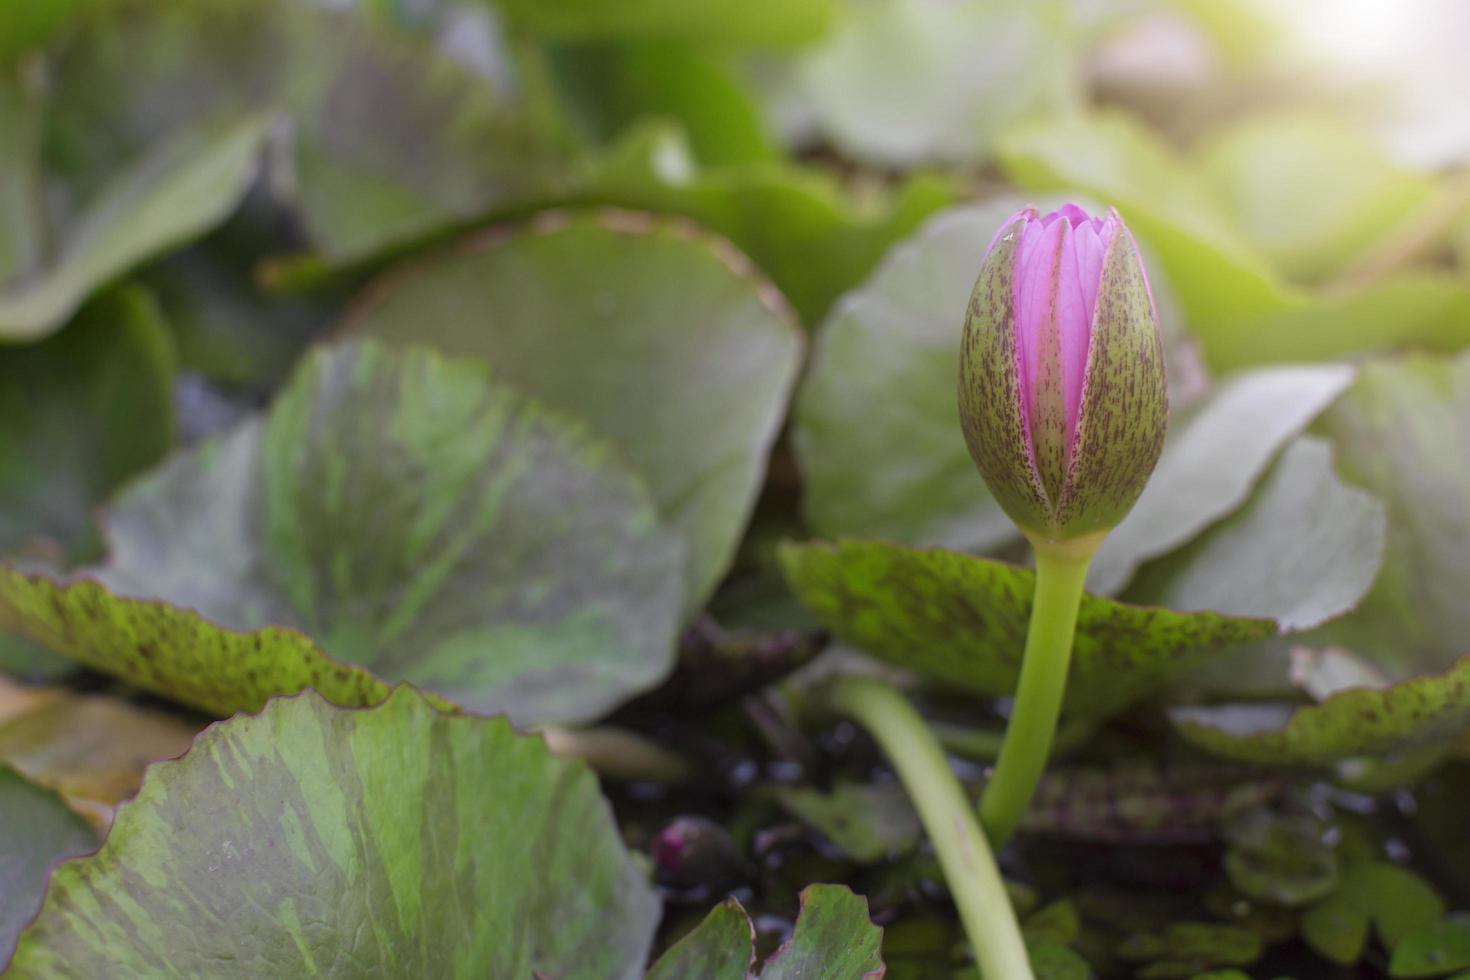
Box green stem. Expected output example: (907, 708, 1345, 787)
(979, 537, 1096, 846)
(830, 676, 1034, 980)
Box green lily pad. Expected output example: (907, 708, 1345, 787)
(489, 0, 834, 45)
(1391, 914, 1470, 978)
(0, 286, 174, 560)
(649, 885, 883, 979)
(795, 197, 1061, 554)
(0, 113, 268, 341)
(795, 0, 1076, 168)
(0, 767, 95, 965)
(93, 340, 682, 724)
(1126, 437, 1386, 631)
(1301, 861, 1445, 966)
(773, 780, 922, 862)
(1170, 654, 1470, 767)
(342, 211, 799, 616)
(1089, 366, 1356, 594)
(0, 570, 400, 716)
(1198, 112, 1435, 282)
(1315, 353, 1470, 674)
(779, 539, 1274, 721)
(5, 687, 660, 978)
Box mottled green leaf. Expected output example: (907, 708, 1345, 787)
(343, 211, 798, 616)
(1089, 366, 1356, 594)
(0, 114, 268, 340)
(0, 287, 174, 560)
(5, 688, 660, 978)
(773, 780, 922, 862)
(1172, 654, 1470, 766)
(796, 0, 1077, 167)
(0, 768, 95, 966)
(95, 341, 683, 724)
(1199, 113, 1435, 282)
(649, 885, 882, 979)
(779, 539, 1274, 721)
(0, 570, 399, 717)
(1391, 915, 1470, 978)
(1315, 353, 1470, 674)
(489, 0, 835, 45)
(796, 198, 1049, 553)
(1127, 438, 1386, 631)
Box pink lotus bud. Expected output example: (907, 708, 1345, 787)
(959, 203, 1167, 543)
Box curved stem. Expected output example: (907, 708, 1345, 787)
(979, 538, 1096, 846)
(539, 726, 692, 783)
(830, 676, 1034, 980)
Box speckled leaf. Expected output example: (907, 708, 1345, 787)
(1315, 353, 1470, 675)
(1127, 438, 1386, 631)
(343, 212, 799, 617)
(4, 688, 660, 978)
(95, 341, 683, 724)
(797, 198, 1064, 553)
(0, 114, 267, 340)
(0, 570, 400, 716)
(0, 679, 198, 833)
(0, 286, 174, 561)
(1170, 654, 1470, 767)
(1089, 366, 1357, 594)
(0, 768, 95, 966)
(646, 899, 755, 980)
(779, 539, 1275, 721)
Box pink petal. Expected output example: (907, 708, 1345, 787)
(1012, 214, 1066, 442)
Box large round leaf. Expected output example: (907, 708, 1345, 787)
(95, 341, 684, 724)
(779, 539, 1275, 721)
(5, 688, 660, 978)
(343, 210, 802, 616)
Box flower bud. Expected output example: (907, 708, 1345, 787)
(959, 203, 1167, 543)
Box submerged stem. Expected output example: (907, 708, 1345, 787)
(830, 675, 1034, 980)
(979, 537, 1096, 846)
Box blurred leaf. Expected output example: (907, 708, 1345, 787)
(488, 0, 835, 46)
(1116, 922, 1263, 976)
(0, 678, 197, 833)
(0, 570, 403, 716)
(1199, 113, 1435, 282)
(0, 64, 45, 283)
(796, 0, 1077, 168)
(0, 286, 174, 560)
(795, 199, 1031, 553)
(1391, 914, 1470, 978)
(1171, 654, 1470, 767)
(1023, 901, 1080, 946)
(1222, 806, 1340, 907)
(343, 211, 798, 616)
(773, 780, 922, 862)
(1127, 437, 1386, 631)
(780, 540, 1275, 721)
(548, 42, 776, 166)
(0, 0, 108, 62)
(0, 114, 268, 341)
(1315, 353, 1470, 674)
(95, 341, 682, 724)
(6, 688, 660, 978)
(1302, 862, 1446, 966)
(0, 768, 95, 966)
(1089, 365, 1356, 594)
(1026, 941, 1090, 980)
(647, 899, 754, 980)
(574, 121, 960, 324)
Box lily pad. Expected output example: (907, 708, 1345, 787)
(779, 539, 1275, 721)
(343, 211, 800, 615)
(1391, 914, 1470, 978)
(1126, 437, 1386, 631)
(0, 113, 268, 340)
(1170, 654, 1470, 767)
(1301, 861, 1446, 966)
(1089, 366, 1357, 594)
(773, 780, 922, 862)
(0, 286, 174, 560)
(795, 198, 1053, 553)
(649, 885, 883, 979)
(1315, 353, 1470, 674)
(94, 340, 683, 724)
(0, 570, 399, 717)
(0, 768, 95, 965)
(4, 687, 660, 978)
